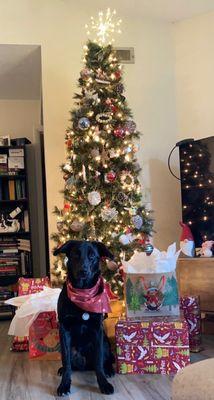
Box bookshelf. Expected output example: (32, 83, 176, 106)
(0, 142, 32, 319)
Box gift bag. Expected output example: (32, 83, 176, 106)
(29, 311, 61, 360)
(123, 243, 180, 318)
(11, 277, 50, 352)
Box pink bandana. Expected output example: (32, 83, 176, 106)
(66, 276, 111, 314)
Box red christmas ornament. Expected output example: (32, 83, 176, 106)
(66, 139, 72, 148)
(115, 70, 122, 80)
(105, 171, 117, 183)
(125, 227, 133, 234)
(113, 126, 125, 138)
(63, 203, 71, 212)
(110, 104, 118, 113)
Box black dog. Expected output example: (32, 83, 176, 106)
(54, 240, 115, 396)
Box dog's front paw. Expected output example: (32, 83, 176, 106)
(98, 378, 114, 395)
(57, 379, 71, 397)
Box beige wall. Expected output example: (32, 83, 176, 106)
(0, 1, 181, 263)
(174, 11, 214, 140)
(0, 100, 40, 140)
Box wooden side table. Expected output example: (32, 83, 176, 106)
(177, 257, 214, 313)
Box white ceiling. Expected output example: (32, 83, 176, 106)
(0, 45, 41, 100)
(135, 0, 214, 22)
(87, 0, 214, 22)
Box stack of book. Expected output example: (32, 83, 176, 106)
(0, 287, 14, 319)
(0, 239, 20, 276)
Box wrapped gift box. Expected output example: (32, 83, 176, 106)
(180, 296, 202, 352)
(115, 317, 190, 374)
(18, 277, 50, 295)
(29, 311, 61, 360)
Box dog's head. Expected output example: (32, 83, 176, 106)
(53, 240, 114, 288)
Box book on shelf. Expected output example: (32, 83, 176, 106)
(0, 154, 8, 175)
(15, 180, 22, 199)
(18, 239, 30, 252)
(2, 182, 9, 200)
(0, 268, 17, 276)
(0, 304, 13, 312)
(24, 210, 29, 232)
(8, 180, 15, 200)
(21, 180, 26, 198)
(20, 252, 26, 275)
(0, 287, 14, 299)
(1, 248, 19, 254)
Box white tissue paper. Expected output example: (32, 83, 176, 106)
(5, 286, 61, 337)
(123, 243, 181, 318)
(123, 243, 180, 273)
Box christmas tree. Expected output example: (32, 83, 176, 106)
(51, 9, 154, 297)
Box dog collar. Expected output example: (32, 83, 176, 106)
(66, 276, 112, 314)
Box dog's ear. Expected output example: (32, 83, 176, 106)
(92, 241, 114, 260)
(53, 240, 81, 256)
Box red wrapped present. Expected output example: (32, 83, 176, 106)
(115, 317, 190, 375)
(180, 296, 202, 352)
(11, 336, 29, 352)
(11, 277, 50, 352)
(29, 311, 61, 360)
(18, 277, 50, 296)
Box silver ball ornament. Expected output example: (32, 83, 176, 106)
(88, 191, 101, 206)
(78, 117, 90, 131)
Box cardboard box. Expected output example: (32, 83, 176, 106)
(115, 317, 190, 374)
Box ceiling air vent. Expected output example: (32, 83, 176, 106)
(114, 47, 135, 64)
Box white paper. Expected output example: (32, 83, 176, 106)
(9, 149, 24, 157)
(123, 243, 180, 274)
(5, 286, 61, 336)
(8, 156, 24, 169)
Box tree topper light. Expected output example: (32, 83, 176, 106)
(85, 8, 122, 45)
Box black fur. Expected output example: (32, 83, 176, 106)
(54, 240, 115, 396)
